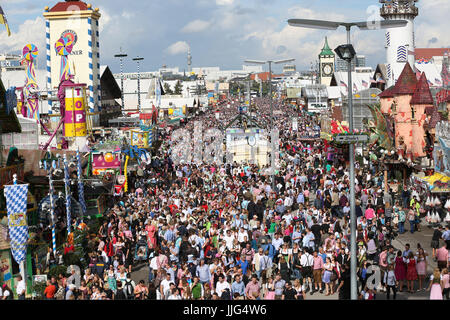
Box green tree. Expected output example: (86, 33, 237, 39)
(174, 80, 183, 95)
(163, 82, 173, 95)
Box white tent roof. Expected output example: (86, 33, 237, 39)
(333, 71, 374, 95)
(143, 97, 196, 110)
(414, 62, 442, 87)
(327, 86, 341, 100)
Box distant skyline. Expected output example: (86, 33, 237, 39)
(0, 0, 449, 74)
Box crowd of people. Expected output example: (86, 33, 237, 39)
(18, 97, 450, 301)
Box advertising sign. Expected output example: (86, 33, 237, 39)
(131, 130, 149, 148)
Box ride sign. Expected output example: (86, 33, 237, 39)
(334, 134, 368, 144)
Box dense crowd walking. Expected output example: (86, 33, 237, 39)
(15, 97, 449, 301)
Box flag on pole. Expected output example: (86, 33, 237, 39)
(435, 78, 442, 85)
(362, 80, 368, 88)
(4, 184, 29, 263)
(340, 80, 348, 92)
(155, 77, 162, 107)
(0, 6, 11, 37)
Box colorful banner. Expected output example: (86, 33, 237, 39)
(131, 130, 149, 148)
(92, 152, 121, 176)
(3, 184, 29, 264)
(65, 86, 87, 137)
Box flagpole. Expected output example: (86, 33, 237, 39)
(45, 161, 57, 256)
(12, 174, 27, 290)
(77, 150, 87, 219)
(63, 154, 72, 235)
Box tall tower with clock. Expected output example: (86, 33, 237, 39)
(319, 37, 335, 86)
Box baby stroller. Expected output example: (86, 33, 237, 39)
(134, 239, 149, 262)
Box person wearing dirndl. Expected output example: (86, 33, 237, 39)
(405, 252, 418, 293)
(427, 268, 443, 300)
(394, 250, 406, 292)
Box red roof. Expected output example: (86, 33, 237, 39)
(410, 73, 434, 105)
(426, 108, 443, 129)
(390, 63, 418, 95)
(378, 85, 395, 98)
(415, 48, 450, 60)
(49, 1, 89, 12)
(250, 72, 283, 81)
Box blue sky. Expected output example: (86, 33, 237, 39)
(0, 0, 448, 74)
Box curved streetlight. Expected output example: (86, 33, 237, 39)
(287, 17, 407, 300)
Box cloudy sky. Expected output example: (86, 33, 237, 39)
(0, 0, 448, 74)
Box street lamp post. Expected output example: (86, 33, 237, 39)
(114, 48, 128, 112)
(288, 18, 407, 300)
(133, 57, 144, 113)
(245, 58, 295, 192)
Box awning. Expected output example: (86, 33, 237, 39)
(415, 173, 450, 193)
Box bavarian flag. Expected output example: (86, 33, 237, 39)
(4, 184, 29, 264)
(0, 6, 11, 37)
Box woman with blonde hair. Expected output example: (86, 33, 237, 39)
(427, 268, 443, 300)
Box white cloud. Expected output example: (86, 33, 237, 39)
(181, 19, 211, 33)
(166, 41, 190, 55)
(0, 17, 45, 54)
(121, 11, 134, 20)
(216, 0, 234, 6)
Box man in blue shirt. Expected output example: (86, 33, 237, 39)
(302, 229, 315, 250)
(196, 259, 211, 284)
(442, 225, 450, 249)
(402, 243, 411, 259)
(164, 225, 176, 243)
(231, 275, 245, 298)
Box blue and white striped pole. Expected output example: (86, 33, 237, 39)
(46, 19, 53, 119)
(63, 154, 72, 235)
(45, 160, 56, 255)
(77, 150, 87, 216)
(87, 17, 95, 114)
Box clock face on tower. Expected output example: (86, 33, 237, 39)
(322, 63, 333, 76)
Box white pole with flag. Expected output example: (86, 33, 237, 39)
(4, 174, 29, 294)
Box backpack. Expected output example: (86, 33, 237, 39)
(124, 280, 134, 299)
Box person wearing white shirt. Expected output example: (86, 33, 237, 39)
(272, 234, 284, 252)
(159, 273, 173, 300)
(223, 230, 235, 251)
(383, 265, 397, 300)
(16, 275, 26, 300)
(215, 275, 231, 298)
(238, 228, 248, 243)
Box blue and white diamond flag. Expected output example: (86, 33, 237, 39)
(4, 184, 29, 264)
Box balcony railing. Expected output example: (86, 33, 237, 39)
(380, 4, 418, 17)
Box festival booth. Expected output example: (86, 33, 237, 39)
(413, 172, 450, 194)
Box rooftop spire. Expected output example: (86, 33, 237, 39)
(319, 37, 334, 57)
